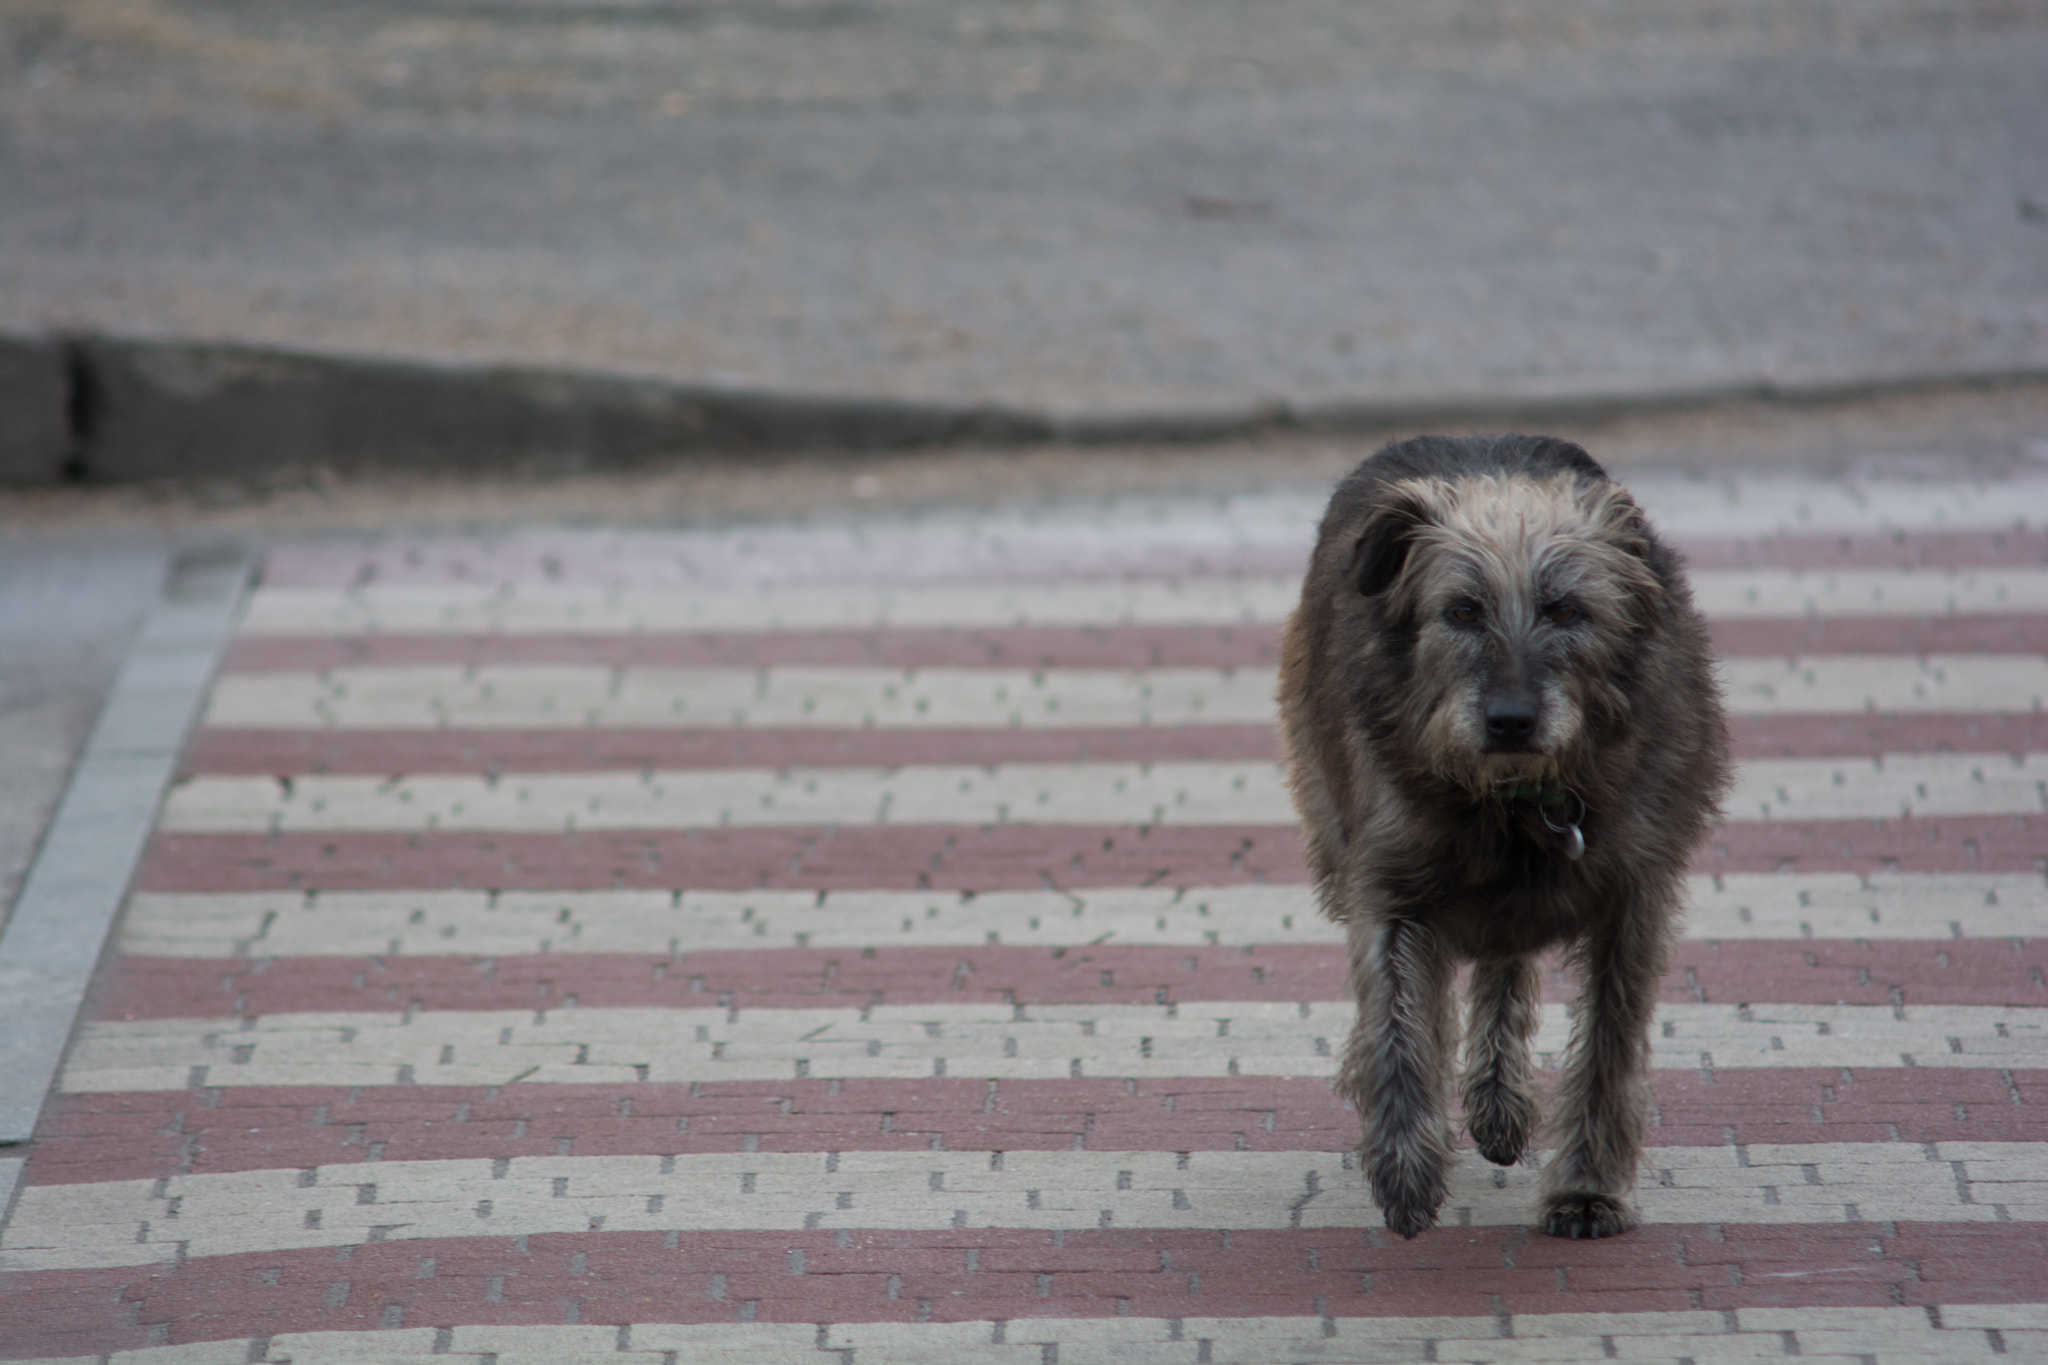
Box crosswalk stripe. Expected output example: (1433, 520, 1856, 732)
(246, 478, 2048, 589)
(56, 1001, 2048, 1095)
(114, 871, 2048, 959)
(93, 938, 2043, 1020)
(28, 1068, 2029, 1184)
(196, 655, 2048, 729)
(155, 752, 2048, 833)
(6, 1139, 2041, 1272)
(176, 712, 2048, 777)
(233, 565, 2048, 635)
(10, 1306, 2028, 1365)
(137, 813, 2048, 893)
(212, 615, 2048, 678)
(201, 666, 1285, 730)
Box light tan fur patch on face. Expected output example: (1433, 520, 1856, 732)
(1405, 474, 1658, 614)
(1417, 680, 1486, 785)
(1387, 473, 1655, 791)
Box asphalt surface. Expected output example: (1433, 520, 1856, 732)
(3, 0, 2046, 425)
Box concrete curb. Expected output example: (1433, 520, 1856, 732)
(5, 332, 2048, 483)
(0, 333, 68, 483)
(0, 546, 250, 1146)
(0, 1157, 20, 1230)
(37, 334, 1057, 484)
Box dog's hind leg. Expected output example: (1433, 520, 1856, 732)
(1339, 915, 1457, 1239)
(1539, 907, 1668, 1238)
(1462, 954, 1542, 1167)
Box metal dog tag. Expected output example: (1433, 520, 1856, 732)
(1532, 784, 1587, 861)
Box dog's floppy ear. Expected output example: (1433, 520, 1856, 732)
(1348, 487, 1432, 597)
(1580, 480, 1672, 612)
(1589, 482, 1654, 561)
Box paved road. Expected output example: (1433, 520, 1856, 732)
(3, 0, 2045, 424)
(1, 464, 2044, 1361)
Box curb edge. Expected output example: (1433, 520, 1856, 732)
(4, 332, 2047, 484)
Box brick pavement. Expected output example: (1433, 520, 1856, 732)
(3, 473, 2047, 1362)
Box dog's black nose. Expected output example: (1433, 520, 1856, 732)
(1484, 696, 1539, 747)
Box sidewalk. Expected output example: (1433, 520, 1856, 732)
(0, 466, 2044, 1361)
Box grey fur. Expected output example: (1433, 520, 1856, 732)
(1279, 434, 1730, 1239)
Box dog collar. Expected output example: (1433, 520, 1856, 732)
(1494, 782, 1587, 861)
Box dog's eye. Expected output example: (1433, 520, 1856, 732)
(1448, 603, 1480, 625)
(1542, 603, 1580, 626)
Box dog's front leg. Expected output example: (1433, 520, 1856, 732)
(1339, 914, 1455, 1239)
(1462, 954, 1541, 1166)
(1539, 909, 1665, 1238)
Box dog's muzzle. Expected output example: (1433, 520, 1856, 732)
(1483, 691, 1540, 752)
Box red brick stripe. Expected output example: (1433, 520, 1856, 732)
(1677, 527, 2048, 570)
(179, 725, 1285, 777)
(30, 1078, 1360, 1183)
(28, 1070, 2046, 1187)
(217, 615, 2048, 674)
(92, 939, 2048, 1021)
(1711, 615, 2048, 656)
(137, 815, 2048, 893)
(220, 625, 1290, 673)
(252, 541, 1315, 588)
(1698, 815, 2048, 875)
(2, 1220, 2040, 1360)
(138, 824, 1297, 893)
(1729, 713, 2048, 759)
(181, 712, 2048, 776)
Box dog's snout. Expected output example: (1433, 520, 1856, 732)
(1484, 693, 1540, 749)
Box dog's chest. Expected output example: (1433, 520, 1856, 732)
(1422, 834, 1600, 953)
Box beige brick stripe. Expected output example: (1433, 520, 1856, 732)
(57, 1001, 2048, 1096)
(233, 566, 2048, 636)
(245, 479, 2048, 587)
(115, 872, 2048, 959)
(201, 666, 1283, 731)
(196, 656, 2048, 729)
(5, 1142, 2043, 1273)
(12, 1304, 2048, 1365)
(154, 752, 2048, 834)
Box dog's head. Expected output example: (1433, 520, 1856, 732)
(1349, 471, 1665, 794)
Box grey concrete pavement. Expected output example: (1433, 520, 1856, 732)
(2, 0, 2045, 474)
(0, 545, 245, 1144)
(0, 534, 170, 924)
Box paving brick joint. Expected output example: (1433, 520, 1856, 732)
(3, 473, 2047, 1363)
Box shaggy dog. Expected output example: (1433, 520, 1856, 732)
(1279, 434, 1729, 1239)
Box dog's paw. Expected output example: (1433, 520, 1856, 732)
(1381, 1199, 1440, 1240)
(1538, 1191, 1637, 1240)
(1368, 1155, 1447, 1240)
(1464, 1090, 1536, 1167)
(1471, 1128, 1526, 1167)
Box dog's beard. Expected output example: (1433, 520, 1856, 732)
(1421, 680, 1584, 797)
